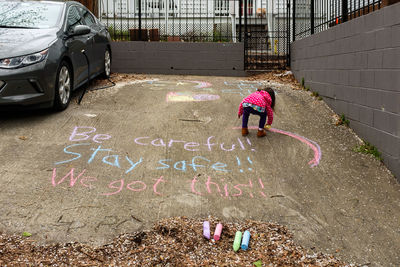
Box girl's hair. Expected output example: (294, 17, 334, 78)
(258, 87, 275, 109)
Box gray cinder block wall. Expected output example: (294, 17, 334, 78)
(291, 3, 400, 180)
(111, 42, 245, 77)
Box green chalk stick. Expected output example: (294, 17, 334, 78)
(22, 232, 31, 237)
(233, 231, 242, 252)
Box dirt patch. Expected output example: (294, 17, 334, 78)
(247, 71, 303, 90)
(89, 73, 148, 88)
(0, 217, 352, 266)
(73, 73, 150, 105)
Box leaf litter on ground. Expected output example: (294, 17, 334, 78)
(0, 217, 354, 266)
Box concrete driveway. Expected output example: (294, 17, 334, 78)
(0, 75, 399, 266)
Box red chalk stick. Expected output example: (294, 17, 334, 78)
(213, 223, 223, 241)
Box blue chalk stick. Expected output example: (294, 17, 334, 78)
(241, 230, 250, 250)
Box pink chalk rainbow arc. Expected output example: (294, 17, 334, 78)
(233, 126, 321, 168)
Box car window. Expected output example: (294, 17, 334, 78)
(66, 6, 82, 31)
(0, 2, 63, 29)
(80, 8, 96, 26)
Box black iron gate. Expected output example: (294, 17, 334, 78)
(241, 0, 291, 70)
(98, 0, 384, 72)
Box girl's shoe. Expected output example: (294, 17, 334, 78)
(242, 128, 249, 136)
(257, 129, 266, 137)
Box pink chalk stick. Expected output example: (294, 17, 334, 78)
(203, 221, 210, 239)
(213, 223, 223, 241)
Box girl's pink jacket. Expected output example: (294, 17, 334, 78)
(238, 90, 274, 125)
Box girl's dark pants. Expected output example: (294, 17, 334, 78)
(242, 106, 267, 129)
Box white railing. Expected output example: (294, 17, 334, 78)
(100, 0, 287, 18)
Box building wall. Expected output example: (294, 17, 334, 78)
(290, 3, 400, 180)
(111, 41, 245, 76)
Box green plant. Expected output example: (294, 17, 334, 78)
(336, 114, 350, 127)
(355, 141, 383, 162)
(305, 86, 310, 91)
(212, 30, 230, 42)
(301, 77, 305, 88)
(311, 91, 319, 97)
(108, 26, 130, 41)
(318, 96, 323, 101)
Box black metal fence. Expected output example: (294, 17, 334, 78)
(293, 0, 382, 41)
(99, 0, 291, 69)
(97, 0, 383, 70)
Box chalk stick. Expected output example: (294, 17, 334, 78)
(213, 223, 223, 241)
(203, 221, 210, 239)
(233, 231, 242, 252)
(241, 230, 250, 250)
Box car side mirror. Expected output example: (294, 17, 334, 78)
(71, 25, 91, 36)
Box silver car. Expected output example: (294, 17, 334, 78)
(0, 0, 112, 110)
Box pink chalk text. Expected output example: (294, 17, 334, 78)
(51, 168, 267, 199)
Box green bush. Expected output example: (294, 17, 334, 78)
(355, 141, 383, 162)
(108, 26, 130, 41)
(213, 30, 230, 42)
(337, 114, 350, 127)
(311, 91, 319, 97)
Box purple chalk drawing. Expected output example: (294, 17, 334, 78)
(190, 81, 213, 89)
(232, 126, 321, 168)
(193, 94, 220, 101)
(166, 92, 220, 102)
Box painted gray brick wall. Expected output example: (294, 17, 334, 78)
(111, 42, 245, 77)
(291, 3, 400, 180)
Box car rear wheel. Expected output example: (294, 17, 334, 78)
(102, 48, 111, 78)
(53, 61, 72, 111)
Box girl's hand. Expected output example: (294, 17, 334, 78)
(238, 114, 241, 119)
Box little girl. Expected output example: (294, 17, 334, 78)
(238, 87, 275, 137)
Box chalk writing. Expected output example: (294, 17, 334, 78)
(50, 168, 267, 199)
(190, 176, 267, 198)
(133, 136, 254, 152)
(104, 177, 165, 196)
(65, 126, 320, 169)
(166, 92, 220, 102)
(51, 168, 88, 187)
(68, 127, 256, 153)
(54, 144, 144, 173)
(146, 80, 178, 89)
(56, 127, 259, 174)
(146, 80, 213, 91)
(236, 156, 253, 172)
(189, 81, 213, 89)
(222, 81, 264, 96)
(55, 144, 252, 173)
(156, 156, 231, 172)
(49, 126, 322, 201)
(51, 168, 166, 196)
(69, 126, 111, 143)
